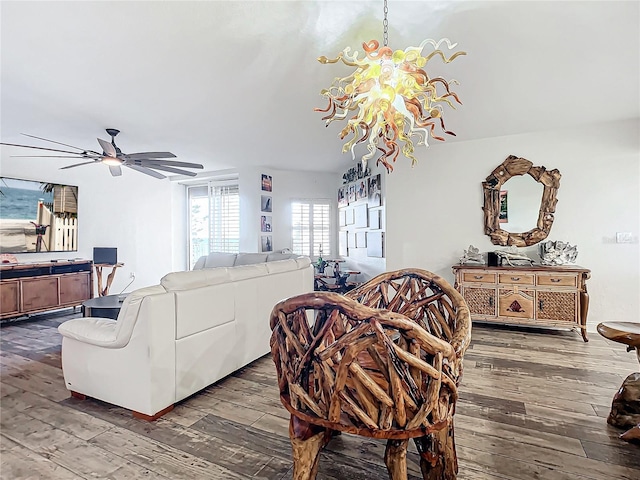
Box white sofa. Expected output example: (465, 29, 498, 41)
(58, 255, 313, 418)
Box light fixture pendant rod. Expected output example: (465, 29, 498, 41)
(383, 0, 389, 46)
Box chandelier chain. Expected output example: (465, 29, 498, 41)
(383, 0, 389, 46)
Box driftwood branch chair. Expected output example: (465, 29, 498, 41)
(269, 269, 471, 480)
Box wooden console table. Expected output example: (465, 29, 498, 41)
(93, 263, 124, 297)
(0, 260, 92, 319)
(452, 264, 591, 341)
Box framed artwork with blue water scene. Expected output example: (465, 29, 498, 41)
(0, 177, 79, 253)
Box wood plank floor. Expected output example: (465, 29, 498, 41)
(1, 310, 638, 479)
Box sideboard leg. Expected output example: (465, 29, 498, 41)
(580, 288, 590, 342)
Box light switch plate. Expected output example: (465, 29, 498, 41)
(616, 232, 633, 243)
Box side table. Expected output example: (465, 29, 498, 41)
(93, 263, 124, 297)
(597, 321, 640, 442)
(82, 294, 127, 320)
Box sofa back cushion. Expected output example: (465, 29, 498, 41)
(266, 252, 300, 262)
(192, 252, 237, 270)
(234, 253, 269, 266)
(174, 283, 235, 339)
(161, 268, 231, 291)
(227, 263, 269, 281)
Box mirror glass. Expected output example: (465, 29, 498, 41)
(498, 175, 543, 233)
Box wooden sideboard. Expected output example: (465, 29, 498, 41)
(452, 264, 591, 341)
(0, 260, 92, 319)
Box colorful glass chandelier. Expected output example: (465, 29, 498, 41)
(315, 0, 466, 172)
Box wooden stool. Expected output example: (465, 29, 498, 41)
(596, 322, 640, 443)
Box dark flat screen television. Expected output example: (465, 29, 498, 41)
(0, 177, 79, 253)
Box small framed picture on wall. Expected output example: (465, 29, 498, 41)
(356, 179, 367, 201)
(338, 231, 348, 256)
(261, 174, 272, 192)
(368, 174, 382, 207)
(354, 204, 368, 228)
(369, 209, 381, 229)
(261, 215, 272, 232)
(367, 231, 384, 258)
(339, 209, 347, 227)
(348, 183, 356, 203)
(261, 235, 273, 252)
(261, 195, 272, 212)
(338, 186, 348, 207)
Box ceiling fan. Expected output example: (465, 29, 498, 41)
(0, 129, 204, 179)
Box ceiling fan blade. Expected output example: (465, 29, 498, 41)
(138, 164, 198, 177)
(10, 155, 100, 158)
(109, 165, 122, 177)
(136, 159, 204, 169)
(126, 164, 166, 179)
(20, 133, 99, 154)
(60, 160, 100, 170)
(0, 142, 89, 156)
(123, 152, 177, 160)
(97, 138, 117, 157)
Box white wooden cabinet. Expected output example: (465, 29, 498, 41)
(452, 264, 590, 341)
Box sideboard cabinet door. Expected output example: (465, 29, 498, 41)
(21, 277, 60, 311)
(0, 281, 20, 317)
(462, 286, 496, 317)
(60, 273, 90, 305)
(536, 291, 578, 322)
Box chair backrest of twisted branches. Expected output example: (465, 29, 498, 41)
(269, 269, 471, 480)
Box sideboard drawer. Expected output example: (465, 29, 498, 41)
(498, 273, 534, 285)
(463, 272, 496, 284)
(537, 274, 577, 287)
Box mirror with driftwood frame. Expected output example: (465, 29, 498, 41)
(483, 155, 561, 247)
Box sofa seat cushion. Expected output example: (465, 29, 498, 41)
(58, 318, 121, 348)
(234, 253, 269, 266)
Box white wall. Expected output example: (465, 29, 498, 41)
(386, 119, 640, 328)
(0, 149, 180, 295)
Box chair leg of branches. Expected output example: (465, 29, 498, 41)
(414, 422, 458, 480)
(290, 416, 328, 480)
(384, 439, 409, 479)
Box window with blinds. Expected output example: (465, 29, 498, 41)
(188, 181, 240, 268)
(292, 200, 331, 257)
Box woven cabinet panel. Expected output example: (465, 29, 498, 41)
(536, 291, 577, 322)
(463, 287, 496, 316)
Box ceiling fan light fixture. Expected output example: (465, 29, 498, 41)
(1, 129, 204, 179)
(315, 0, 466, 173)
(101, 157, 124, 166)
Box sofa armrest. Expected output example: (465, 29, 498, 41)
(58, 318, 125, 348)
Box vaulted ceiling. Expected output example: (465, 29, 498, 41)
(1, 1, 638, 174)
